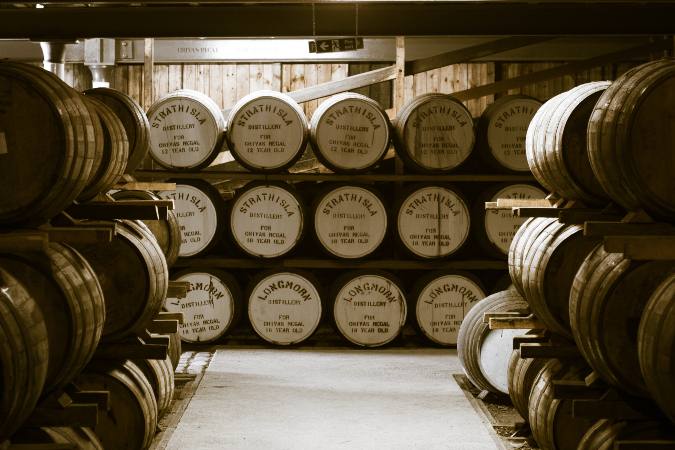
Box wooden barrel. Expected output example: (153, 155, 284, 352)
(528, 359, 596, 450)
(638, 274, 675, 423)
(78, 95, 129, 201)
(76, 360, 158, 450)
(476, 94, 542, 172)
(226, 90, 309, 172)
(578, 419, 675, 450)
(0, 61, 97, 225)
(158, 179, 225, 258)
(309, 92, 391, 173)
(570, 244, 674, 397)
(112, 190, 181, 267)
(457, 289, 529, 394)
(519, 221, 599, 339)
(247, 270, 322, 346)
(167, 329, 182, 369)
(229, 181, 305, 258)
(507, 345, 546, 420)
(84, 87, 150, 173)
(165, 269, 242, 344)
(0, 268, 49, 441)
(10, 427, 104, 449)
(397, 185, 470, 258)
(588, 59, 675, 220)
(73, 220, 168, 342)
(313, 184, 388, 259)
(508, 217, 557, 297)
(526, 81, 611, 205)
(473, 184, 547, 257)
(394, 93, 475, 173)
(147, 89, 225, 171)
(411, 271, 486, 346)
(0, 243, 105, 394)
(134, 356, 174, 419)
(331, 270, 406, 348)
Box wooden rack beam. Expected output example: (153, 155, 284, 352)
(604, 236, 675, 260)
(173, 258, 507, 270)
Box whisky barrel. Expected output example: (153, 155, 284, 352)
(309, 92, 391, 173)
(10, 427, 103, 449)
(508, 217, 557, 297)
(147, 89, 225, 171)
(476, 94, 542, 172)
(76, 360, 158, 450)
(588, 59, 675, 220)
(507, 346, 546, 420)
(332, 270, 406, 348)
(0, 243, 105, 394)
(165, 269, 242, 344)
(226, 90, 309, 172)
(457, 289, 529, 394)
(0, 268, 49, 441)
(639, 274, 675, 424)
(570, 244, 674, 397)
(393, 93, 475, 172)
(134, 356, 174, 419)
(78, 95, 129, 201)
(158, 179, 225, 258)
(229, 181, 305, 258)
(473, 184, 547, 257)
(528, 359, 596, 450)
(412, 271, 486, 346)
(313, 184, 388, 259)
(73, 220, 167, 342)
(84, 87, 150, 173)
(112, 190, 181, 267)
(0, 62, 97, 225)
(578, 419, 675, 450)
(167, 329, 182, 369)
(526, 81, 611, 205)
(247, 270, 322, 346)
(397, 185, 470, 259)
(520, 221, 599, 339)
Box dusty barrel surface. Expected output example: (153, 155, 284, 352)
(72, 220, 167, 343)
(226, 90, 309, 172)
(0, 244, 105, 394)
(332, 270, 407, 348)
(76, 360, 158, 450)
(396, 185, 470, 259)
(0, 62, 97, 225)
(528, 359, 596, 450)
(165, 269, 242, 344)
(457, 289, 529, 395)
(638, 273, 675, 423)
(229, 181, 305, 258)
(526, 81, 611, 205)
(309, 92, 391, 173)
(412, 271, 486, 346)
(112, 190, 181, 267)
(476, 94, 542, 172)
(159, 180, 224, 258)
(147, 89, 225, 170)
(10, 426, 104, 449)
(474, 183, 547, 257)
(570, 245, 674, 397)
(134, 356, 174, 420)
(247, 270, 322, 346)
(578, 419, 675, 450)
(313, 184, 388, 259)
(0, 268, 49, 441)
(508, 217, 557, 296)
(394, 93, 475, 172)
(588, 59, 675, 220)
(507, 345, 546, 420)
(84, 87, 150, 173)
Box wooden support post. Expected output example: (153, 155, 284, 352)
(143, 38, 154, 110)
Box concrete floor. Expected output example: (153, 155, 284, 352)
(165, 348, 501, 450)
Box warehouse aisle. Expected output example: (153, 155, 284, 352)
(165, 348, 500, 450)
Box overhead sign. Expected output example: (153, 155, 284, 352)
(309, 37, 364, 54)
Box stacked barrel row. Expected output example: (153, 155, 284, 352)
(458, 59, 675, 450)
(147, 87, 543, 175)
(0, 62, 178, 450)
